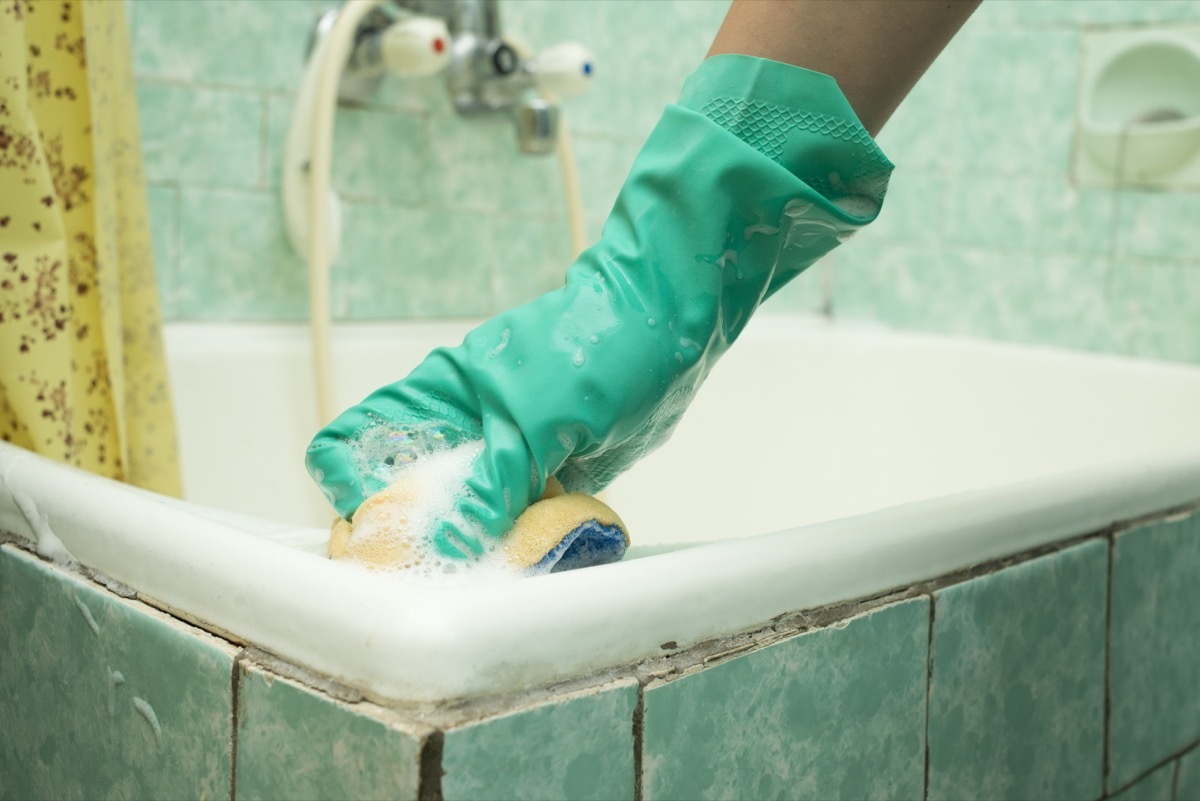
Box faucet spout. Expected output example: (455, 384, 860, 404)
(514, 97, 560, 155)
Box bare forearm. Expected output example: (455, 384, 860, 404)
(708, 0, 980, 135)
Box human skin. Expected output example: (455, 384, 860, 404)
(708, 0, 982, 135)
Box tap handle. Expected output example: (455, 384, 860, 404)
(533, 42, 595, 101)
(382, 15, 452, 77)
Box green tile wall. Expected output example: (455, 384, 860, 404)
(1110, 512, 1200, 791)
(848, 1, 1200, 362)
(440, 680, 637, 801)
(130, 0, 1200, 364)
(0, 545, 235, 801)
(927, 540, 1108, 801)
(642, 598, 929, 801)
(130, 0, 727, 323)
(234, 662, 423, 801)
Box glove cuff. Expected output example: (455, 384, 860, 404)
(677, 54, 893, 215)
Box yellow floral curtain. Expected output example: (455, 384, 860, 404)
(0, 0, 180, 496)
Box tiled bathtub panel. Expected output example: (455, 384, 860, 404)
(440, 680, 638, 801)
(642, 598, 929, 801)
(1110, 512, 1200, 791)
(0, 545, 235, 801)
(1178, 747, 1200, 801)
(234, 662, 422, 801)
(1107, 760, 1176, 801)
(927, 539, 1108, 801)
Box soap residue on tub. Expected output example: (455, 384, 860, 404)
(331, 421, 518, 586)
(132, 696, 163, 746)
(10, 489, 75, 566)
(74, 595, 100, 636)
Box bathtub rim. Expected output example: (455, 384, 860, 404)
(2, 439, 1199, 704)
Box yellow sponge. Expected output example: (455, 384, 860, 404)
(329, 476, 629, 575)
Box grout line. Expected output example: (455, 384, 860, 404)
(1103, 532, 1116, 793)
(633, 685, 646, 801)
(418, 730, 445, 801)
(229, 651, 246, 801)
(1172, 757, 1182, 801)
(923, 593, 936, 801)
(259, 93, 271, 190)
(1106, 737, 1200, 800)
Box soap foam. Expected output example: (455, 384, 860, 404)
(831, 195, 879, 218)
(339, 421, 521, 587)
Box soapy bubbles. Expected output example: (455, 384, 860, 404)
(338, 419, 517, 586)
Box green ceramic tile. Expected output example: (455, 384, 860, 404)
(235, 662, 421, 801)
(1116, 192, 1200, 263)
(130, 0, 322, 92)
(1107, 761, 1176, 801)
(365, 66, 454, 115)
(643, 598, 929, 801)
(0, 545, 235, 801)
(177, 188, 308, 320)
(833, 244, 971, 334)
(265, 97, 428, 204)
(423, 104, 563, 217)
(1109, 260, 1200, 364)
(490, 215, 572, 309)
(927, 540, 1108, 801)
(509, 0, 725, 142)
(1179, 747, 1200, 801)
(145, 184, 179, 319)
(1110, 512, 1200, 790)
(834, 245, 1131, 355)
(942, 174, 1116, 256)
(1007, 253, 1132, 354)
(999, 0, 1200, 25)
(834, 244, 1010, 336)
(441, 680, 637, 801)
(855, 169, 943, 248)
(338, 201, 494, 319)
(946, 29, 1080, 175)
(571, 134, 641, 224)
(137, 82, 264, 188)
(876, 48, 955, 170)
(767, 256, 829, 315)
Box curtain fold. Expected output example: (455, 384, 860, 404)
(0, 0, 181, 497)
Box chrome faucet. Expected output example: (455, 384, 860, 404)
(312, 0, 592, 154)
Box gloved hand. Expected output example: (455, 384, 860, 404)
(306, 54, 893, 558)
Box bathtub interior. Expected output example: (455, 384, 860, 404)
(164, 315, 1200, 549)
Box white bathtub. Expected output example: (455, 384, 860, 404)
(3, 315, 1200, 703)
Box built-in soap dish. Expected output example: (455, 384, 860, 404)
(1074, 26, 1200, 189)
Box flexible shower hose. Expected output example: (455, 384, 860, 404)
(305, 0, 589, 425)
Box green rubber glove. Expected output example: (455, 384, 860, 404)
(306, 54, 893, 558)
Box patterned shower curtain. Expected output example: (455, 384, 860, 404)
(0, 0, 181, 496)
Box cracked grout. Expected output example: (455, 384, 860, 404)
(924, 593, 936, 801)
(229, 651, 247, 801)
(633, 685, 645, 801)
(1103, 532, 1116, 793)
(417, 730, 444, 801)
